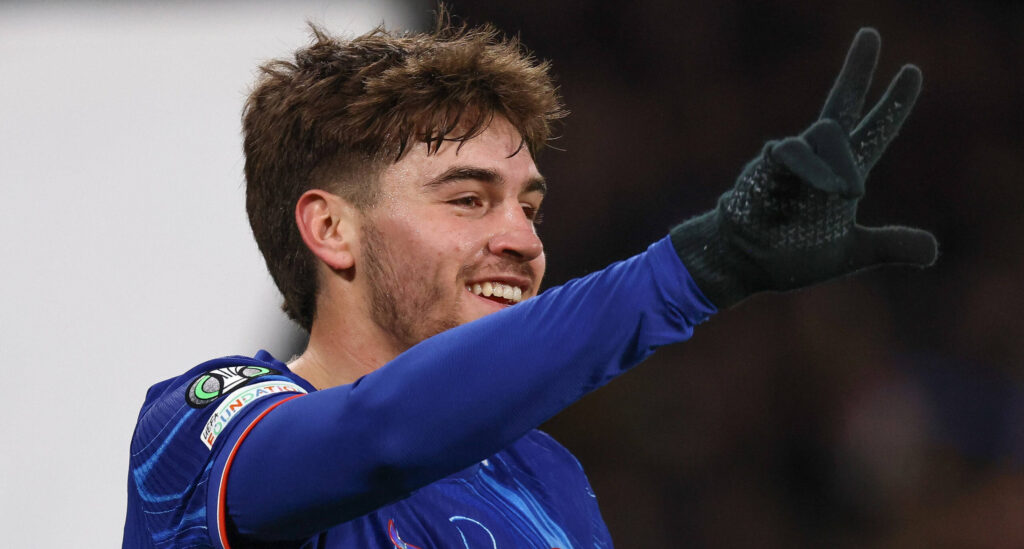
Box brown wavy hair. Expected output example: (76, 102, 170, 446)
(243, 13, 566, 331)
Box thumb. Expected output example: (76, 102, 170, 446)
(851, 225, 938, 268)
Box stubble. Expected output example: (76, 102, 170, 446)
(360, 221, 460, 351)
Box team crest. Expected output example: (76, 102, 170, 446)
(185, 365, 279, 408)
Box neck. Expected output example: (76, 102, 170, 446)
(288, 288, 406, 390)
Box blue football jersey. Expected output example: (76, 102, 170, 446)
(123, 237, 716, 547)
(124, 353, 611, 548)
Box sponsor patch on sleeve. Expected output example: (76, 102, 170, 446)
(200, 380, 306, 449)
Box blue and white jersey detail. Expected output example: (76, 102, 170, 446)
(351, 430, 611, 548)
(454, 454, 576, 547)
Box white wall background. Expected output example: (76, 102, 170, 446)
(0, 1, 422, 545)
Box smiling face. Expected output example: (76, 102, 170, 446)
(354, 117, 547, 351)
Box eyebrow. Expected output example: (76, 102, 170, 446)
(424, 166, 547, 195)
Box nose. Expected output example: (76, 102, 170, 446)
(487, 206, 544, 261)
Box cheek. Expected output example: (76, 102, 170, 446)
(382, 220, 477, 274)
(411, 219, 479, 258)
(367, 205, 486, 276)
(446, 235, 479, 256)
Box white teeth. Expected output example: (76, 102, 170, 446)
(468, 281, 526, 303)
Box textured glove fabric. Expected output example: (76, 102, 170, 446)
(671, 28, 938, 309)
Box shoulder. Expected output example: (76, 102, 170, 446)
(125, 353, 310, 547)
(132, 353, 310, 455)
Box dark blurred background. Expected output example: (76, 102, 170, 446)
(438, 1, 1024, 547)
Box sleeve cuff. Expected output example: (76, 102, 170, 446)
(648, 235, 718, 323)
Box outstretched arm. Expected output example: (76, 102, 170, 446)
(223, 240, 714, 542)
(670, 28, 937, 308)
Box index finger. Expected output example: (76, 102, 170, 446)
(819, 28, 881, 132)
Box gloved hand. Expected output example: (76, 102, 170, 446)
(670, 28, 938, 309)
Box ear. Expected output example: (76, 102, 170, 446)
(295, 189, 359, 271)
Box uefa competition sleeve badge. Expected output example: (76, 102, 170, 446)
(199, 380, 306, 449)
(185, 365, 280, 408)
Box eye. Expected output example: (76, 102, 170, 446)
(522, 204, 544, 225)
(449, 195, 483, 209)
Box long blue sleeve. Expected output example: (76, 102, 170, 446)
(225, 237, 716, 541)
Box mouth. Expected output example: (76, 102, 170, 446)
(465, 281, 526, 305)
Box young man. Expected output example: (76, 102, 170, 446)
(123, 19, 936, 548)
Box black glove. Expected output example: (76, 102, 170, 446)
(670, 28, 938, 309)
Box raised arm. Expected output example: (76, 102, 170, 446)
(223, 239, 714, 542)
